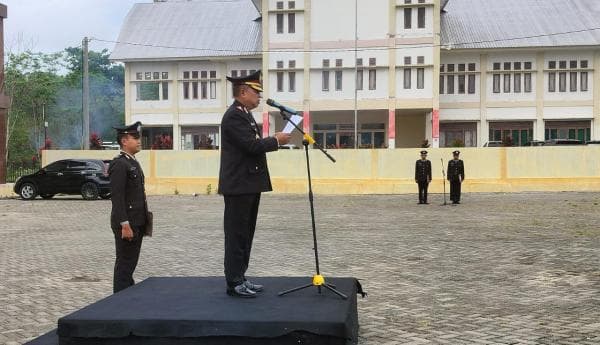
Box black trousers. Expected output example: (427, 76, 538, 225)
(223, 193, 261, 288)
(450, 180, 461, 202)
(417, 181, 429, 203)
(113, 226, 144, 293)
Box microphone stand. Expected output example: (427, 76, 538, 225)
(275, 109, 347, 299)
(441, 158, 447, 206)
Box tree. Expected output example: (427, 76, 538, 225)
(4, 47, 124, 165)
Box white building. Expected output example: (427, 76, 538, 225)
(111, 0, 600, 149)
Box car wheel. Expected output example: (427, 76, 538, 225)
(41, 194, 55, 199)
(81, 182, 99, 200)
(19, 183, 37, 200)
(100, 193, 111, 200)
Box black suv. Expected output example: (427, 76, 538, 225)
(13, 159, 112, 200)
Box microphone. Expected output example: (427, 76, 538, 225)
(266, 99, 299, 115)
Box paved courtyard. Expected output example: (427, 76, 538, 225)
(1, 192, 599, 344)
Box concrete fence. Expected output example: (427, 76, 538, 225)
(35, 146, 600, 196)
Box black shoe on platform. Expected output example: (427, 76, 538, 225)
(227, 284, 257, 298)
(244, 280, 264, 292)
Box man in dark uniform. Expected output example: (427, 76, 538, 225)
(415, 150, 432, 204)
(447, 150, 465, 204)
(109, 121, 148, 293)
(218, 70, 290, 298)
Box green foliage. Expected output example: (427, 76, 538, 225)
(5, 48, 124, 165)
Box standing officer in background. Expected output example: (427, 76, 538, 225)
(109, 121, 148, 293)
(218, 70, 291, 298)
(415, 150, 432, 204)
(447, 150, 465, 204)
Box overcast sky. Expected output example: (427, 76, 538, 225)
(2, 0, 152, 54)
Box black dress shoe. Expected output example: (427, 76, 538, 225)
(227, 283, 257, 298)
(244, 280, 263, 292)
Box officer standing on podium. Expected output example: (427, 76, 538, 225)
(447, 150, 465, 204)
(415, 150, 432, 204)
(109, 121, 148, 293)
(218, 70, 291, 298)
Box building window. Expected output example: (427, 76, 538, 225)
(288, 1, 295, 9)
(417, 68, 424, 89)
(356, 70, 363, 90)
(162, 82, 169, 100)
(439, 74, 444, 94)
(467, 75, 475, 94)
(192, 81, 199, 99)
(289, 72, 296, 92)
(545, 121, 591, 141)
(524, 73, 532, 93)
(137, 82, 160, 101)
(183, 71, 189, 79)
(503, 74, 511, 93)
(145, 72, 152, 80)
(581, 72, 588, 92)
(457, 75, 465, 94)
(417, 7, 425, 28)
(404, 8, 412, 29)
(447, 75, 454, 94)
(493, 63, 500, 71)
(231, 70, 238, 78)
(201, 71, 207, 79)
(210, 81, 216, 99)
(570, 72, 578, 92)
(368, 69, 376, 90)
(277, 72, 284, 92)
(276, 13, 284, 33)
(356, 58, 364, 90)
(240, 70, 248, 77)
(514, 73, 521, 93)
(458, 63, 465, 72)
(201, 81, 208, 99)
(276, 1, 284, 9)
(182, 82, 190, 99)
(210, 70, 216, 79)
(524, 62, 532, 70)
(559, 61, 567, 69)
(162, 72, 169, 79)
(136, 72, 143, 80)
(493, 74, 500, 93)
(277, 61, 284, 69)
(404, 68, 411, 89)
(468, 63, 476, 71)
(404, 56, 412, 65)
(559, 72, 566, 92)
(192, 71, 199, 79)
(335, 70, 343, 91)
(322, 71, 330, 91)
(288, 13, 296, 33)
(489, 122, 533, 146)
(548, 72, 556, 92)
(417, 56, 425, 64)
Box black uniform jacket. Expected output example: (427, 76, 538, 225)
(109, 152, 147, 230)
(415, 159, 432, 182)
(447, 159, 465, 182)
(218, 100, 279, 195)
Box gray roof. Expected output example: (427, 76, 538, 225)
(110, 0, 261, 61)
(441, 0, 600, 49)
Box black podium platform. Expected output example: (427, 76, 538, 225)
(26, 276, 360, 345)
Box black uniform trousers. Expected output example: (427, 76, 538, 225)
(113, 226, 144, 293)
(223, 193, 261, 288)
(450, 180, 461, 202)
(418, 181, 429, 203)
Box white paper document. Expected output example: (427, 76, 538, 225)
(282, 114, 303, 134)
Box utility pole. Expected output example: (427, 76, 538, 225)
(82, 36, 90, 150)
(0, 4, 8, 183)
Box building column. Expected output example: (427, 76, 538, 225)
(535, 52, 545, 141)
(479, 54, 488, 146)
(172, 63, 181, 150)
(388, 109, 396, 148)
(594, 51, 600, 140)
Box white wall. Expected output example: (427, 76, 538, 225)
(311, 0, 389, 41)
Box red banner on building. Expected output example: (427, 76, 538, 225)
(432, 109, 440, 138)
